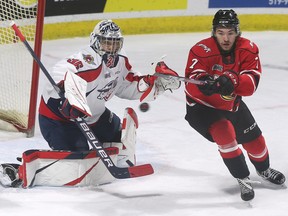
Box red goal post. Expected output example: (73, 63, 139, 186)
(0, 0, 45, 137)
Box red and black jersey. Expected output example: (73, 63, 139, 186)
(185, 36, 261, 111)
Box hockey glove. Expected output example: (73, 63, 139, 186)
(154, 61, 181, 91)
(138, 75, 158, 101)
(197, 75, 217, 96)
(57, 80, 87, 120)
(138, 75, 157, 93)
(215, 70, 239, 95)
(59, 98, 87, 119)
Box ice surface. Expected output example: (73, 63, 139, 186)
(0, 31, 288, 216)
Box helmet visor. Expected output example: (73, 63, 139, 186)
(98, 36, 123, 55)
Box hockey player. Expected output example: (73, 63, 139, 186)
(184, 9, 285, 201)
(0, 19, 180, 188)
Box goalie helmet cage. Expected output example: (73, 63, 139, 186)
(0, 0, 45, 137)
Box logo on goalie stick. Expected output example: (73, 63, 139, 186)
(79, 122, 114, 167)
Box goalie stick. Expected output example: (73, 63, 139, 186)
(10, 21, 154, 179)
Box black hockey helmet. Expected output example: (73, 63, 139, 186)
(212, 9, 240, 35)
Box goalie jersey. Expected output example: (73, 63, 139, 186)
(39, 46, 146, 124)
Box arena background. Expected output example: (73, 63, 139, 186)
(43, 0, 288, 40)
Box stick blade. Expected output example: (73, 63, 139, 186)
(128, 164, 154, 178)
(110, 164, 154, 179)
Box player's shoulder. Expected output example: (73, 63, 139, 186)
(236, 37, 259, 54)
(76, 46, 102, 66)
(190, 37, 219, 58)
(118, 48, 128, 58)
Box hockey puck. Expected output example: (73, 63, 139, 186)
(139, 102, 150, 112)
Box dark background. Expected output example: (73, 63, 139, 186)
(45, 0, 107, 16)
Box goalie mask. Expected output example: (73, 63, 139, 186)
(90, 20, 124, 56)
(212, 9, 241, 36)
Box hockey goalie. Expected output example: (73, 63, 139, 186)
(1, 19, 181, 188)
(0, 107, 138, 188)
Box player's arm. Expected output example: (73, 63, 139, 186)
(214, 51, 261, 97)
(117, 58, 180, 102)
(216, 40, 262, 96)
(58, 71, 92, 119)
(185, 48, 218, 96)
(234, 52, 261, 96)
(52, 55, 92, 120)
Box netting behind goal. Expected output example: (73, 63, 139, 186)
(0, 0, 45, 137)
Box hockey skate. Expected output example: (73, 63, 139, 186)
(257, 167, 286, 185)
(0, 163, 22, 188)
(237, 177, 255, 201)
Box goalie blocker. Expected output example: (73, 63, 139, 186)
(0, 107, 139, 188)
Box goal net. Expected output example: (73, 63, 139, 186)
(0, 0, 45, 137)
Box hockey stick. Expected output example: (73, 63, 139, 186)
(154, 73, 208, 85)
(10, 21, 154, 179)
(154, 61, 214, 86)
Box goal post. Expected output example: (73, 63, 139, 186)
(0, 0, 45, 137)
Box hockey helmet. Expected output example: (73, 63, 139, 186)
(90, 20, 123, 56)
(212, 9, 240, 35)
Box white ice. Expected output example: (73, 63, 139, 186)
(0, 31, 288, 216)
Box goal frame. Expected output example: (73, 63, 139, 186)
(0, 0, 46, 137)
(25, 0, 46, 137)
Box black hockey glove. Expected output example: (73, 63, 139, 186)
(197, 75, 217, 96)
(215, 70, 239, 95)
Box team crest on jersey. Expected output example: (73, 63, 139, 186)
(212, 64, 223, 72)
(82, 54, 96, 65)
(197, 44, 211, 53)
(97, 78, 118, 101)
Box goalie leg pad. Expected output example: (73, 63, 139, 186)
(119, 107, 138, 167)
(19, 148, 119, 188)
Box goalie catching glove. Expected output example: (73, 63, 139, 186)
(139, 61, 181, 101)
(58, 71, 92, 119)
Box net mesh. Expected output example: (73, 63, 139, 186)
(0, 0, 38, 130)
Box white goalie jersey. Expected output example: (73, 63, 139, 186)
(39, 46, 151, 123)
